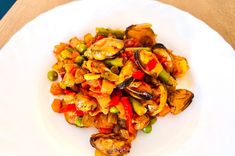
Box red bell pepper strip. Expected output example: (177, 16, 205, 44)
(98, 128, 112, 134)
(132, 70, 145, 80)
(109, 90, 122, 106)
(60, 104, 77, 113)
(146, 58, 157, 71)
(120, 97, 136, 134)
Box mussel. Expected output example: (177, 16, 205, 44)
(152, 43, 173, 73)
(168, 89, 194, 115)
(84, 37, 124, 60)
(134, 50, 177, 87)
(125, 23, 156, 47)
(90, 133, 131, 156)
(116, 60, 137, 88)
(125, 87, 153, 100)
(116, 77, 134, 89)
(134, 50, 163, 77)
(125, 81, 153, 100)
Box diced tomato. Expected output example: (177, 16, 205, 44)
(124, 38, 140, 47)
(70, 67, 77, 76)
(155, 54, 168, 69)
(121, 97, 136, 134)
(146, 58, 157, 71)
(64, 89, 76, 96)
(159, 104, 171, 117)
(51, 99, 62, 113)
(50, 82, 64, 95)
(86, 41, 93, 47)
(94, 35, 105, 42)
(71, 51, 80, 58)
(76, 110, 84, 117)
(60, 104, 77, 113)
(132, 70, 145, 80)
(98, 128, 112, 134)
(120, 50, 134, 62)
(109, 90, 122, 106)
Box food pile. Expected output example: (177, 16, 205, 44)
(48, 23, 194, 156)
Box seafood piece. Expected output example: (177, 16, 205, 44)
(168, 89, 194, 115)
(116, 60, 137, 88)
(125, 23, 156, 47)
(134, 114, 150, 130)
(134, 50, 177, 87)
(125, 81, 153, 100)
(84, 38, 124, 60)
(152, 43, 173, 73)
(90, 133, 131, 156)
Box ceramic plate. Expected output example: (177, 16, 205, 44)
(1, 0, 235, 155)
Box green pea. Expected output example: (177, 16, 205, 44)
(150, 118, 157, 125)
(110, 106, 119, 114)
(47, 70, 58, 81)
(76, 43, 87, 54)
(75, 117, 84, 127)
(75, 55, 85, 66)
(142, 124, 152, 134)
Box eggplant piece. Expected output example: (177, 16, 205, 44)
(90, 133, 131, 156)
(84, 38, 124, 60)
(152, 43, 173, 73)
(125, 87, 153, 100)
(125, 23, 156, 47)
(134, 50, 177, 87)
(168, 89, 194, 115)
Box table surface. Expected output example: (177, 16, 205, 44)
(0, 0, 235, 49)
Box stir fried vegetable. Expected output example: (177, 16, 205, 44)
(48, 23, 194, 156)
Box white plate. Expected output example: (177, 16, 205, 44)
(1, 0, 235, 155)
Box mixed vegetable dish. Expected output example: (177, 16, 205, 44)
(48, 23, 194, 156)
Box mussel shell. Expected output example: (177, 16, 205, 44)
(168, 89, 194, 115)
(126, 87, 153, 100)
(116, 77, 134, 89)
(134, 51, 151, 75)
(152, 43, 167, 50)
(125, 24, 156, 47)
(90, 133, 131, 156)
(84, 38, 124, 60)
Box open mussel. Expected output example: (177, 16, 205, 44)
(84, 37, 124, 60)
(90, 133, 131, 156)
(168, 89, 194, 115)
(134, 50, 177, 87)
(152, 43, 173, 73)
(116, 60, 137, 89)
(125, 23, 156, 47)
